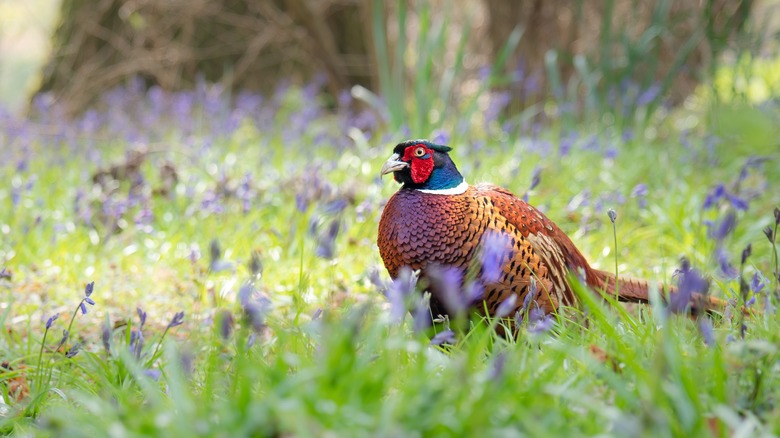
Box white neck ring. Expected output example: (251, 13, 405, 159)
(416, 180, 468, 195)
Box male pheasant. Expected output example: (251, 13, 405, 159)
(377, 139, 721, 324)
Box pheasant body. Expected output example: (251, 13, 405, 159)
(377, 139, 720, 324)
(379, 183, 588, 316)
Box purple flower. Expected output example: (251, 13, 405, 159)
(529, 167, 541, 191)
(315, 220, 340, 259)
(168, 311, 185, 328)
(631, 184, 648, 209)
(322, 199, 348, 215)
(488, 351, 507, 381)
(703, 184, 726, 210)
(480, 232, 512, 283)
(670, 259, 708, 313)
(0, 267, 10, 280)
(79, 302, 88, 315)
(607, 209, 617, 223)
(84, 281, 95, 297)
(431, 129, 450, 145)
(57, 330, 69, 351)
(412, 297, 432, 333)
(710, 211, 736, 242)
(65, 342, 81, 359)
(751, 273, 766, 294)
(386, 267, 417, 321)
(144, 369, 162, 381)
(495, 294, 517, 318)
(426, 265, 466, 316)
(717, 249, 738, 279)
(728, 193, 749, 211)
(218, 310, 234, 340)
(698, 319, 715, 346)
(559, 131, 577, 156)
(430, 330, 456, 346)
(102, 319, 111, 353)
(636, 84, 660, 107)
(46, 313, 59, 329)
(527, 308, 554, 334)
(137, 307, 147, 328)
(242, 297, 269, 333)
(130, 330, 144, 359)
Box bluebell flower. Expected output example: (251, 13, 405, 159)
(698, 319, 715, 346)
(137, 307, 147, 328)
(322, 199, 348, 215)
(144, 369, 162, 381)
(218, 310, 234, 340)
(430, 330, 456, 346)
(728, 193, 749, 211)
(631, 184, 648, 209)
(488, 351, 507, 381)
(57, 330, 69, 351)
(710, 211, 736, 242)
(529, 167, 541, 191)
(481, 232, 512, 283)
(716, 248, 738, 279)
(636, 84, 660, 107)
(703, 184, 725, 210)
(670, 258, 708, 313)
(386, 267, 417, 321)
(412, 298, 431, 333)
(46, 313, 59, 330)
(431, 129, 450, 145)
(427, 265, 465, 316)
(608, 209, 617, 223)
(527, 308, 554, 334)
(315, 220, 340, 259)
(495, 294, 517, 319)
(79, 302, 88, 315)
(102, 319, 111, 353)
(167, 311, 185, 329)
(465, 281, 484, 307)
(84, 281, 95, 297)
(130, 330, 144, 359)
(751, 273, 766, 294)
(65, 342, 81, 359)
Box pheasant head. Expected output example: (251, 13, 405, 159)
(380, 140, 466, 193)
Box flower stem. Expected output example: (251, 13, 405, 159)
(35, 327, 51, 392)
(612, 220, 619, 300)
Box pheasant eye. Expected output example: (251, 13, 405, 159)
(414, 147, 426, 157)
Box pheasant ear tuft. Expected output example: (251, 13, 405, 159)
(428, 143, 452, 153)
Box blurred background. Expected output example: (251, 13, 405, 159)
(1, 0, 778, 130)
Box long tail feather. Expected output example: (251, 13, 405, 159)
(590, 269, 731, 315)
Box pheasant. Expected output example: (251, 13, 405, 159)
(377, 139, 723, 325)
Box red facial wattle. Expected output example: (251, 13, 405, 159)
(402, 144, 434, 184)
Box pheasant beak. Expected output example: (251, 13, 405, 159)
(380, 153, 409, 176)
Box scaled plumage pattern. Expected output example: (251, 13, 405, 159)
(377, 139, 720, 326)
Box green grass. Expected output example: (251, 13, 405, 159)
(1, 69, 780, 436)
